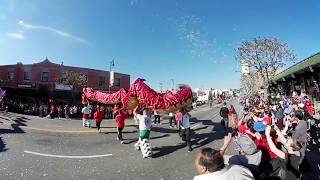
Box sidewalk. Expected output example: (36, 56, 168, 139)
(0, 111, 139, 134)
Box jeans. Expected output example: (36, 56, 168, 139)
(117, 127, 124, 140)
(221, 117, 229, 128)
(169, 116, 176, 126)
(181, 128, 192, 150)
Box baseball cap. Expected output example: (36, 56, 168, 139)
(253, 121, 266, 132)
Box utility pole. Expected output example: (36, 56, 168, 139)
(109, 58, 115, 93)
(159, 83, 163, 93)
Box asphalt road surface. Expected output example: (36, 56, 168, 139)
(0, 103, 241, 180)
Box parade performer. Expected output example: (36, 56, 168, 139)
(133, 106, 153, 158)
(179, 108, 193, 152)
(81, 104, 91, 127)
(94, 106, 104, 133)
(115, 108, 129, 144)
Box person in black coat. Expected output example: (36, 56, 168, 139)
(220, 102, 229, 128)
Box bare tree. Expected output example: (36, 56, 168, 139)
(235, 37, 296, 92)
(56, 71, 87, 92)
(240, 72, 264, 97)
(56, 71, 87, 103)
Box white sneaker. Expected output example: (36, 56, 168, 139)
(120, 141, 124, 144)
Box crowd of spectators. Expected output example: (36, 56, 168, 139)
(0, 97, 115, 120)
(195, 92, 318, 180)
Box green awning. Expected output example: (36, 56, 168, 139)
(274, 52, 320, 81)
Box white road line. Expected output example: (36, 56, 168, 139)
(24, 150, 113, 159)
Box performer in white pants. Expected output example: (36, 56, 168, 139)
(81, 104, 91, 127)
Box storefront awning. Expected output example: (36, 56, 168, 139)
(273, 52, 320, 81)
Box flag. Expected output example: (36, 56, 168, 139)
(0, 88, 6, 102)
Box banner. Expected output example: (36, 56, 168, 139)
(0, 88, 6, 102)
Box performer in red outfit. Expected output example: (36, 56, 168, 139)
(94, 106, 104, 133)
(115, 109, 129, 144)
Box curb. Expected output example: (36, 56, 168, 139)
(0, 114, 131, 135)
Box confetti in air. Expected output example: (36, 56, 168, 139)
(169, 14, 227, 63)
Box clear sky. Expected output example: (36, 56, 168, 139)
(0, 0, 319, 90)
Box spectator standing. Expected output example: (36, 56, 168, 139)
(291, 111, 308, 164)
(57, 105, 63, 119)
(38, 104, 44, 117)
(48, 105, 57, 119)
(220, 102, 229, 128)
(64, 105, 70, 119)
(153, 110, 161, 125)
(265, 125, 303, 179)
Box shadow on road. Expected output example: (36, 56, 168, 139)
(192, 119, 226, 150)
(0, 113, 29, 152)
(152, 143, 187, 158)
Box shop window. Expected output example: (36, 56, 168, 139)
(114, 78, 121, 87)
(42, 72, 49, 82)
(99, 76, 106, 86)
(8, 72, 14, 80)
(24, 71, 31, 81)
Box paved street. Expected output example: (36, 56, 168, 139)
(0, 103, 236, 180)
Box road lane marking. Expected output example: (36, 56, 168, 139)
(24, 150, 112, 159)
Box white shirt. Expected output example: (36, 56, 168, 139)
(81, 107, 91, 114)
(180, 113, 190, 129)
(154, 111, 158, 115)
(136, 114, 152, 131)
(169, 113, 174, 117)
(193, 165, 254, 180)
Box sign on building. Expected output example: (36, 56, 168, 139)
(110, 71, 114, 87)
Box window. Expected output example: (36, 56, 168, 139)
(24, 71, 31, 81)
(42, 72, 49, 82)
(99, 76, 106, 86)
(8, 72, 14, 80)
(114, 78, 121, 87)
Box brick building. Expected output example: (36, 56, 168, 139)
(0, 58, 130, 100)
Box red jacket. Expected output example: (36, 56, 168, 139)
(304, 100, 314, 116)
(94, 111, 103, 123)
(254, 134, 278, 161)
(115, 113, 128, 128)
(262, 115, 272, 126)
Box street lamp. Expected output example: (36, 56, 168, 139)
(159, 83, 163, 93)
(170, 79, 174, 90)
(109, 59, 115, 93)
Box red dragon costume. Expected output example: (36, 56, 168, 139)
(82, 78, 193, 112)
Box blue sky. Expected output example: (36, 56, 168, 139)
(0, 0, 319, 90)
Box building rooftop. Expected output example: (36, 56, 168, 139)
(273, 52, 320, 81)
(0, 58, 129, 76)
